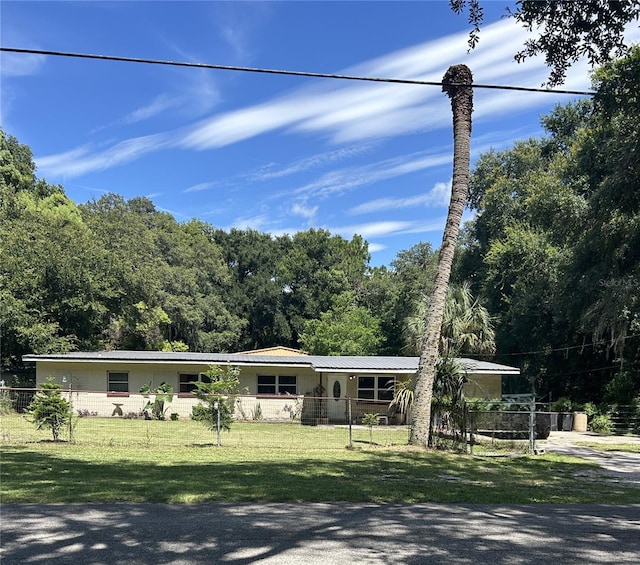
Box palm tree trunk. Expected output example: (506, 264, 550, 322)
(409, 65, 474, 447)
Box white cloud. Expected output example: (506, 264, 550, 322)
(184, 181, 216, 193)
(179, 18, 568, 151)
(116, 95, 178, 125)
(248, 145, 374, 181)
(367, 242, 387, 253)
(30, 17, 598, 179)
(350, 180, 451, 215)
(290, 150, 452, 200)
(330, 220, 415, 239)
(36, 133, 173, 178)
(0, 51, 46, 77)
(229, 212, 271, 231)
(291, 203, 318, 220)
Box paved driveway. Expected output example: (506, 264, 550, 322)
(2, 503, 640, 564)
(540, 432, 640, 486)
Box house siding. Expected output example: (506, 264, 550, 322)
(29, 353, 515, 422)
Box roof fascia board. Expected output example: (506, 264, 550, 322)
(24, 356, 314, 369)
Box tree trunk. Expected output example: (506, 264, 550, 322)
(409, 65, 474, 447)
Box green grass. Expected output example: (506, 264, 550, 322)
(0, 413, 408, 449)
(2, 415, 639, 504)
(574, 442, 640, 453)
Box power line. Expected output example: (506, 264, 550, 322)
(478, 332, 640, 358)
(0, 46, 596, 96)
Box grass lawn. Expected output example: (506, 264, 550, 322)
(2, 415, 639, 504)
(574, 442, 640, 453)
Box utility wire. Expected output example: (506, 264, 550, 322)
(0, 46, 596, 96)
(477, 332, 640, 358)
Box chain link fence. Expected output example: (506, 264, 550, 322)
(3, 387, 636, 451)
(0, 388, 410, 449)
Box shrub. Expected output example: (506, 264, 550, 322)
(191, 365, 244, 436)
(26, 378, 72, 441)
(140, 381, 174, 420)
(551, 397, 573, 413)
(582, 402, 598, 417)
(589, 413, 612, 434)
(0, 390, 15, 415)
(362, 413, 380, 444)
(251, 402, 263, 421)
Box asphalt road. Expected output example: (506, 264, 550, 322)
(2, 503, 639, 564)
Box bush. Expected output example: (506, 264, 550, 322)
(550, 397, 573, 413)
(191, 365, 243, 435)
(140, 381, 174, 420)
(191, 404, 208, 421)
(0, 390, 15, 414)
(26, 378, 72, 441)
(589, 413, 612, 434)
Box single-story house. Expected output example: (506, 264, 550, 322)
(22, 348, 521, 424)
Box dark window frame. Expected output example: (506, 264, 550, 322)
(107, 371, 129, 395)
(357, 375, 395, 401)
(257, 374, 297, 395)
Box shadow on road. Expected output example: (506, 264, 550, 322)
(2, 502, 640, 564)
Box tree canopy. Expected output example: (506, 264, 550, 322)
(451, 0, 640, 85)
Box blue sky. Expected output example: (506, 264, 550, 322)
(3, 1, 635, 267)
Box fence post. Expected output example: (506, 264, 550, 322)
(64, 378, 74, 443)
(468, 410, 474, 455)
(529, 397, 536, 455)
(214, 400, 221, 447)
(347, 397, 353, 448)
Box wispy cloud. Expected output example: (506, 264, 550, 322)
(326, 218, 448, 241)
(248, 145, 374, 181)
(350, 180, 452, 215)
(209, 1, 272, 61)
(367, 242, 387, 253)
(93, 95, 178, 133)
(0, 51, 46, 77)
(31, 17, 595, 179)
(228, 211, 272, 232)
(179, 17, 592, 150)
(291, 202, 318, 220)
(36, 133, 173, 178)
(184, 181, 217, 193)
(290, 150, 452, 199)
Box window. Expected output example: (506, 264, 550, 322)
(257, 375, 297, 395)
(357, 375, 395, 401)
(107, 372, 129, 393)
(179, 373, 211, 394)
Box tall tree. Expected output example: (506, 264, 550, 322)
(277, 229, 370, 346)
(451, 0, 640, 85)
(1, 130, 111, 363)
(361, 242, 438, 355)
(212, 228, 290, 350)
(299, 291, 383, 356)
(410, 65, 474, 447)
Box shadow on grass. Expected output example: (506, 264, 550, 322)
(2, 445, 639, 505)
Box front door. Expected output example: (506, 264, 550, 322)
(327, 373, 348, 423)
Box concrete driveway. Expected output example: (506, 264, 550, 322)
(2, 502, 640, 564)
(540, 431, 640, 486)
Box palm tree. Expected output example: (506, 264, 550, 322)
(404, 282, 496, 357)
(397, 282, 494, 429)
(409, 65, 474, 447)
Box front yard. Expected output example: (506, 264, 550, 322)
(2, 415, 639, 505)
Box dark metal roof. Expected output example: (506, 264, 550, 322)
(22, 351, 520, 374)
